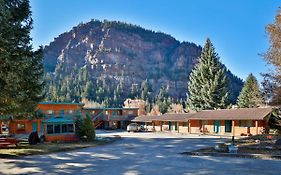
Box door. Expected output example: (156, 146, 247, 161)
(214, 120, 220, 133)
(32, 122, 38, 132)
(225, 120, 232, 133)
(175, 122, 178, 131)
(168, 121, 172, 131)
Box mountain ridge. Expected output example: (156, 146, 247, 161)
(43, 19, 243, 106)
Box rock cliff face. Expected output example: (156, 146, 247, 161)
(43, 20, 243, 105)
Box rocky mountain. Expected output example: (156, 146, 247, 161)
(43, 20, 243, 106)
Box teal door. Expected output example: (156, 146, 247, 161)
(225, 120, 232, 133)
(168, 122, 172, 130)
(32, 122, 38, 131)
(214, 120, 220, 133)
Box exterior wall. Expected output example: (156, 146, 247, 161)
(151, 121, 189, 133)
(122, 109, 138, 117)
(9, 119, 43, 134)
(189, 120, 201, 133)
(178, 122, 189, 133)
(37, 103, 83, 116)
(45, 133, 78, 142)
(189, 119, 266, 136)
(124, 99, 146, 116)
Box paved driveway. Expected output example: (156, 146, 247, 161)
(0, 131, 281, 175)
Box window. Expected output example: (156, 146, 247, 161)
(47, 110, 54, 115)
(239, 120, 253, 127)
(62, 124, 74, 133)
(17, 123, 25, 130)
(128, 110, 133, 115)
(182, 122, 189, 127)
(68, 110, 73, 114)
(105, 111, 108, 115)
(67, 124, 74, 132)
(47, 125, 54, 134)
(47, 123, 74, 134)
(91, 111, 95, 114)
(199, 120, 208, 125)
(54, 124, 61, 133)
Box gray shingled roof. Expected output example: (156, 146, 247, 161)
(131, 108, 273, 122)
(154, 113, 192, 122)
(189, 107, 273, 120)
(131, 115, 161, 122)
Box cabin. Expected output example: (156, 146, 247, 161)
(132, 108, 274, 136)
(83, 107, 139, 129)
(9, 102, 84, 142)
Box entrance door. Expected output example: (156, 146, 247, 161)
(214, 120, 220, 133)
(32, 122, 38, 132)
(225, 120, 232, 133)
(168, 122, 172, 131)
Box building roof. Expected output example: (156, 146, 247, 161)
(132, 108, 274, 122)
(131, 115, 161, 122)
(39, 102, 85, 106)
(189, 107, 274, 120)
(155, 113, 191, 122)
(43, 117, 74, 123)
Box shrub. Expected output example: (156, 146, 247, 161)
(75, 114, 96, 141)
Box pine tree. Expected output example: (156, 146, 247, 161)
(187, 38, 229, 111)
(83, 81, 94, 100)
(237, 74, 263, 108)
(0, 0, 44, 117)
(82, 114, 96, 141)
(140, 80, 149, 100)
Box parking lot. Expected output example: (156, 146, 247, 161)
(0, 131, 281, 175)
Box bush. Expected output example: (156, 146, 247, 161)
(75, 114, 96, 141)
(269, 109, 281, 134)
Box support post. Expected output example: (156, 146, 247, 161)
(188, 120, 191, 133)
(0, 120, 2, 134)
(177, 121, 179, 133)
(255, 120, 258, 135)
(232, 120, 235, 136)
(160, 121, 163, 131)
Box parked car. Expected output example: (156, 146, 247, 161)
(127, 123, 140, 132)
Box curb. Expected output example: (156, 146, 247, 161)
(181, 151, 281, 160)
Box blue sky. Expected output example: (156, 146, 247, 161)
(30, 0, 280, 82)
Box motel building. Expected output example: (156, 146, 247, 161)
(133, 107, 274, 136)
(83, 107, 139, 129)
(2, 102, 140, 142)
(8, 102, 84, 142)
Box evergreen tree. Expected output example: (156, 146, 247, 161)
(83, 80, 95, 100)
(140, 80, 149, 100)
(237, 74, 263, 108)
(0, 0, 44, 117)
(187, 38, 229, 111)
(82, 114, 96, 141)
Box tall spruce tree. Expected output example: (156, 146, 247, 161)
(187, 38, 228, 111)
(237, 74, 263, 108)
(0, 0, 44, 117)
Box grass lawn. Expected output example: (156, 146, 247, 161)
(0, 138, 115, 158)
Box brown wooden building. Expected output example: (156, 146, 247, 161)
(83, 107, 139, 129)
(9, 102, 84, 142)
(132, 108, 274, 136)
